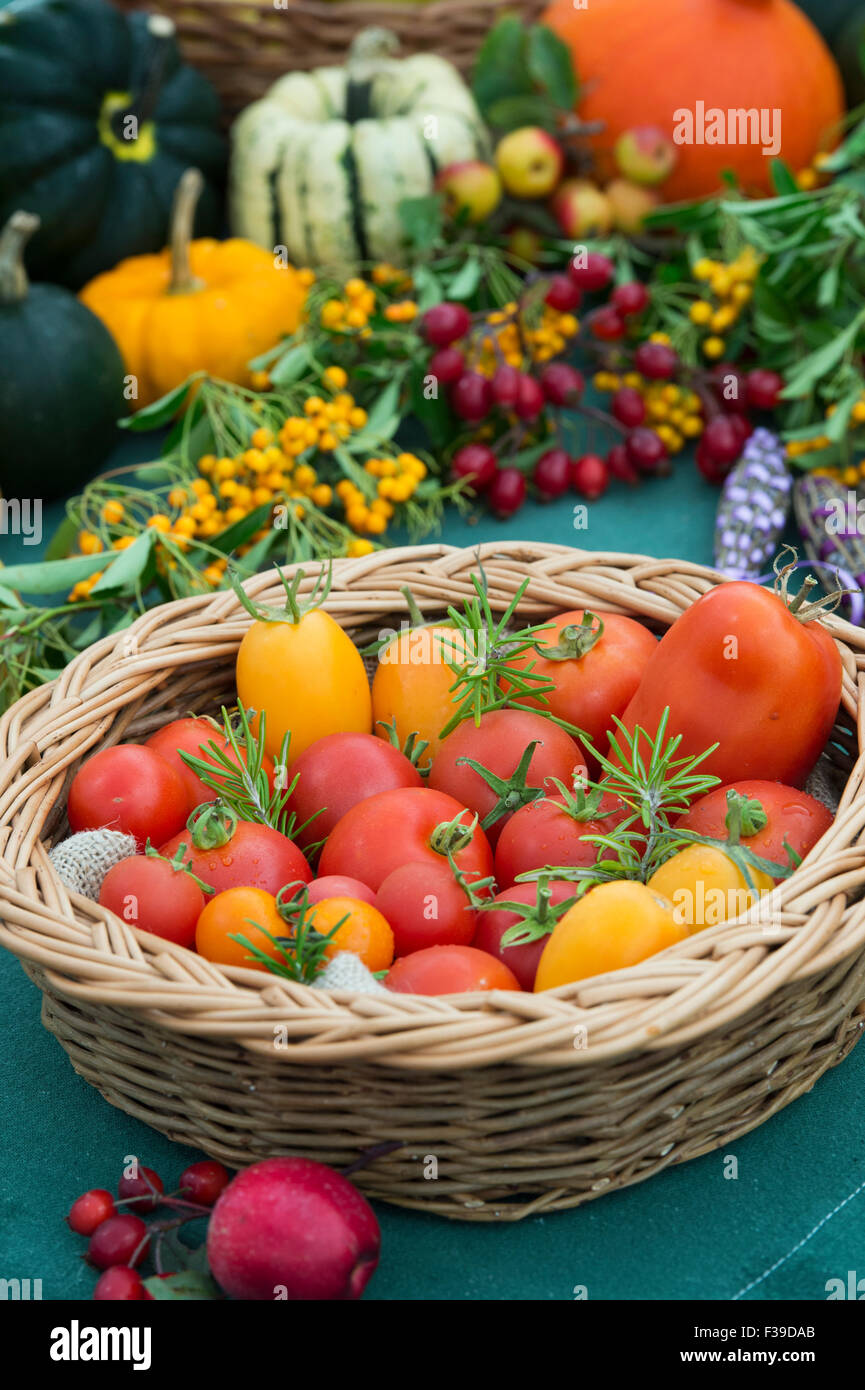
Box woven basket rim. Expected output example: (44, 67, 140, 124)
(2, 540, 865, 1071)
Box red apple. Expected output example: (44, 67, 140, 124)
(207, 1158, 380, 1301)
(606, 178, 660, 234)
(550, 179, 613, 238)
(613, 126, 677, 187)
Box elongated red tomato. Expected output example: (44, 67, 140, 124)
(616, 582, 842, 785)
(319, 787, 493, 892)
(428, 710, 583, 845)
(503, 609, 657, 763)
(676, 780, 833, 880)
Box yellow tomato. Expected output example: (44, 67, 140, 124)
(236, 608, 372, 765)
(371, 624, 470, 759)
(647, 844, 773, 933)
(534, 880, 685, 991)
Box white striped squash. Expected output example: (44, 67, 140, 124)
(229, 29, 490, 270)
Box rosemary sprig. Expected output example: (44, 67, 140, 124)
(229, 884, 344, 983)
(178, 703, 321, 843)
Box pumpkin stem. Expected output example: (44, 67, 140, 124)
(168, 169, 205, 295)
(0, 211, 38, 303)
(345, 27, 399, 123)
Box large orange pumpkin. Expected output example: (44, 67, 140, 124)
(543, 0, 845, 200)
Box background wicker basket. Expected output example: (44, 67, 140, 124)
(2, 542, 865, 1222)
(112, 0, 547, 117)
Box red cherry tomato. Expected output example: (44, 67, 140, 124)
(68, 744, 188, 849)
(428, 710, 582, 845)
(384, 945, 521, 995)
(145, 717, 275, 816)
(99, 854, 206, 949)
(618, 582, 842, 786)
(493, 789, 628, 888)
(375, 861, 478, 955)
(503, 609, 657, 768)
(305, 875, 378, 905)
(160, 819, 311, 896)
(286, 732, 422, 846)
(319, 787, 493, 892)
(676, 780, 834, 880)
(473, 880, 577, 990)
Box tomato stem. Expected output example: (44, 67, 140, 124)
(534, 612, 604, 663)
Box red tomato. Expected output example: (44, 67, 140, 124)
(305, 875, 378, 905)
(384, 945, 521, 995)
(676, 780, 834, 880)
(503, 609, 657, 764)
(160, 819, 311, 896)
(319, 787, 493, 892)
(494, 788, 628, 888)
(286, 732, 422, 846)
(68, 744, 188, 848)
(375, 861, 478, 955)
(473, 880, 577, 990)
(617, 582, 842, 785)
(99, 855, 205, 949)
(146, 717, 275, 817)
(428, 710, 583, 845)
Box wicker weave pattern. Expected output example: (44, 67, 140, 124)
(112, 0, 547, 116)
(1, 542, 865, 1219)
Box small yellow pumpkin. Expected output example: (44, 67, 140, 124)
(79, 168, 305, 406)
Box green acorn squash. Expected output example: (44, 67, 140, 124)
(0, 0, 226, 289)
(230, 28, 490, 270)
(0, 210, 126, 501)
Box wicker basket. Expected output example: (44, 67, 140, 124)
(113, 0, 547, 117)
(2, 542, 865, 1222)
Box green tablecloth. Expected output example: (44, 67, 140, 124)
(2, 446, 864, 1302)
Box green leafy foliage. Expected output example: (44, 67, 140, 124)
(472, 17, 579, 133)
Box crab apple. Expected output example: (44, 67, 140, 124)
(117, 1166, 164, 1211)
(610, 281, 650, 318)
(539, 362, 584, 406)
(93, 1267, 150, 1301)
(746, 368, 784, 411)
(451, 371, 492, 422)
(633, 341, 678, 379)
(490, 364, 521, 407)
(427, 346, 465, 384)
(552, 179, 612, 238)
(67, 1189, 115, 1236)
(515, 373, 546, 421)
(590, 306, 626, 341)
(614, 125, 677, 186)
(534, 449, 572, 500)
(436, 161, 501, 223)
(696, 436, 731, 485)
(506, 225, 543, 264)
(606, 179, 659, 234)
(496, 126, 564, 199)
(421, 301, 472, 347)
(488, 468, 526, 517)
(179, 1160, 231, 1207)
(567, 250, 614, 292)
(451, 443, 498, 491)
(607, 442, 640, 485)
(626, 426, 668, 473)
(571, 454, 610, 499)
(544, 274, 582, 313)
(611, 386, 646, 427)
(87, 1215, 150, 1270)
(701, 415, 742, 465)
(206, 1157, 380, 1301)
(709, 361, 748, 410)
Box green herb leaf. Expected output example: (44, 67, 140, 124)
(526, 23, 578, 109)
(89, 531, 155, 596)
(119, 375, 205, 431)
(143, 1270, 221, 1301)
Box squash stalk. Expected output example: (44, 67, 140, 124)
(168, 169, 205, 295)
(111, 14, 175, 139)
(0, 211, 38, 304)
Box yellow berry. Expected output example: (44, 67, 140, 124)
(101, 500, 124, 524)
(344, 278, 368, 299)
(347, 538, 375, 557)
(323, 365, 348, 390)
(111, 535, 136, 551)
(689, 300, 713, 325)
(147, 514, 172, 533)
(321, 300, 346, 328)
(702, 336, 726, 359)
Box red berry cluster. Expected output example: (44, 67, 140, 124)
(695, 364, 785, 484)
(66, 1159, 230, 1300)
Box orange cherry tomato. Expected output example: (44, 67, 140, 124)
(534, 880, 685, 990)
(309, 896, 395, 972)
(372, 625, 469, 760)
(385, 945, 521, 995)
(195, 887, 288, 971)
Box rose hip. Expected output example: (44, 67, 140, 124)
(118, 1166, 164, 1211)
(544, 274, 582, 312)
(87, 1215, 150, 1270)
(611, 281, 650, 316)
(571, 454, 610, 499)
(490, 364, 521, 407)
(534, 449, 572, 500)
(590, 306, 626, 341)
(179, 1160, 231, 1207)
(67, 1189, 115, 1236)
(451, 372, 492, 422)
(422, 301, 471, 347)
(626, 426, 669, 473)
(427, 346, 465, 385)
(93, 1266, 150, 1301)
(633, 342, 678, 379)
(611, 386, 646, 427)
(451, 443, 498, 490)
(607, 443, 640, 485)
(539, 362, 584, 406)
(568, 251, 614, 291)
(488, 468, 527, 517)
(514, 374, 545, 421)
